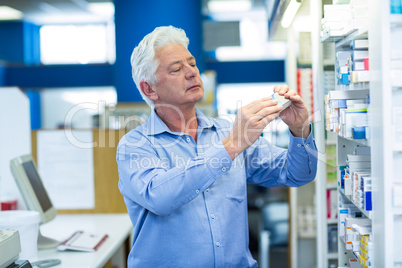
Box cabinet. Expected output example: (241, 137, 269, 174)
(314, 0, 402, 267)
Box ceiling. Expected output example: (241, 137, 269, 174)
(0, 0, 311, 41)
(0, 0, 113, 24)
(2, 0, 267, 25)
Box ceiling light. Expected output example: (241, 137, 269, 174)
(208, 0, 252, 13)
(0, 6, 23, 21)
(280, 0, 301, 28)
(88, 2, 115, 18)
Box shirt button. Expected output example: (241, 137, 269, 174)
(206, 188, 209, 192)
(211, 214, 215, 219)
(222, 167, 227, 172)
(216, 242, 220, 247)
(186, 137, 191, 142)
(305, 144, 309, 148)
(297, 144, 301, 147)
(195, 189, 200, 193)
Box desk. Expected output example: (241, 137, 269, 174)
(30, 214, 133, 268)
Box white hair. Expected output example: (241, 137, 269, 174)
(130, 26, 190, 108)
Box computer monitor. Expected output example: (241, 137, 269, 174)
(10, 154, 60, 248)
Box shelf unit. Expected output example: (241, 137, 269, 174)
(311, 0, 329, 267)
(369, 0, 402, 267)
(314, 0, 402, 267)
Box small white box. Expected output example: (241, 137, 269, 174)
(351, 71, 370, 83)
(351, 39, 369, 49)
(352, 50, 369, 61)
(353, 61, 365, 71)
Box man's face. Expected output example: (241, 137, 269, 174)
(151, 43, 204, 108)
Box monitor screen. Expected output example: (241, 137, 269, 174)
(10, 154, 57, 225)
(21, 161, 53, 212)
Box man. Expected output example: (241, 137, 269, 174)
(117, 26, 317, 267)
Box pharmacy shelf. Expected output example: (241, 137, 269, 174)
(337, 136, 370, 166)
(338, 187, 372, 219)
(321, 34, 347, 43)
(321, 28, 357, 43)
(314, 1, 402, 267)
(312, 1, 337, 267)
(325, 1, 401, 267)
(335, 27, 368, 48)
(321, 27, 368, 45)
(338, 135, 369, 147)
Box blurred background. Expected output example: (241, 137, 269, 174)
(0, 1, 319, 267)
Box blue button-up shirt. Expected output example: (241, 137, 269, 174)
(117, 109, 317, 268)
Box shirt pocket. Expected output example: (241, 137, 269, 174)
(221, 167, 246, 203)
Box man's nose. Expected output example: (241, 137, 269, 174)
(184, 64, 197, 79)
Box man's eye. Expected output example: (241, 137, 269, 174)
(173, 68, 180, 72)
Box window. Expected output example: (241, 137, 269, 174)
(40, 23, 115, 65)
(203, 0, 287, 61)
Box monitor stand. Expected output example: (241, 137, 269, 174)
(38, 230, 60, 249)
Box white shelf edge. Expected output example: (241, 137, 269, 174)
(323, 59, 335, 66)
(327, 219, 338, 225)
(394, 207, 402, 215)
(321, 28, 358, 44)
(328, 89, 370, 100)
(327, 252, 338, 260)
(335, 27, 369, 48)
(298, 233, 316, 239)
(390, 14, 402, 26)
(337, 134, 370, 147)
(327, 183, 338, 190)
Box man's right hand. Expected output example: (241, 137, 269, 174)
(222, 97, 283, 160)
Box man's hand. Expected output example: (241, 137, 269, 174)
(274, 85, 311, 138)
(223, 98, 282, 160)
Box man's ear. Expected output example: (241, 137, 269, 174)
(140, 80, 159, 101)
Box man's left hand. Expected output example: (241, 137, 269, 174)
(273, 85, 310, 138)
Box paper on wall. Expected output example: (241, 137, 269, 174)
(37, 130, 94, 209)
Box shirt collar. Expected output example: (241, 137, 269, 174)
(145, 108, 215, 136)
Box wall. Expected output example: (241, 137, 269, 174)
(0, 63, 5, 86)
(0, 22, 24, 63)
(0, 21, 40, 65)
(0, 88, 31, 208)
(206, 60, 285, 84)
(5, 64, 113, 88)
